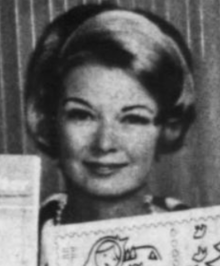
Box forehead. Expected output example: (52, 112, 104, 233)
(63, 63, 158, 112)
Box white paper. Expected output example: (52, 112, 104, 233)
(44, 205, 220, 266)
(0, 155, 41, 266)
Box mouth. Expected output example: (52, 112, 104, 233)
(84, 161, 128, 176)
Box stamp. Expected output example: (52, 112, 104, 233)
(44, 204, 220, 266)
(0, 155, 41, 266)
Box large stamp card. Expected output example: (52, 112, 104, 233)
(44, 205, 220, 266)
(0, 155, 41, 266)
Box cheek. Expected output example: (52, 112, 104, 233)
(58, 123, 95, 157)
(125, 127, 160, 161)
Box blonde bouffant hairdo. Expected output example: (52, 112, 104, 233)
(25, 3, 195, 158)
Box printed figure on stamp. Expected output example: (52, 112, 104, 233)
(84, 235, 161, 266)
(85, 236, 127, 266)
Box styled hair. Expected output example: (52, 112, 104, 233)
(25, 3, 195, 158)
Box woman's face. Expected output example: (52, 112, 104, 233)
(58, 63, 161, 197)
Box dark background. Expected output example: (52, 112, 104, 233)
(1, 0, 220, 206)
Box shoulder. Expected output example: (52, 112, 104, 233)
(144, 195, 189, 213)
(39, 193, 67, 230)
(39, 193, 67, 266)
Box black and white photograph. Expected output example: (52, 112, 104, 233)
(0, 1, 220, 265)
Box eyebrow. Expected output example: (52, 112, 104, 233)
(122, 105, 155, 114)
(62, 97, 93, 109)
(62, 98, 155, 114)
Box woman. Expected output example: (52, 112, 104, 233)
(25, 3, 195, 264)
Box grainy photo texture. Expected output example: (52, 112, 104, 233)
(1, 1, 220, 266)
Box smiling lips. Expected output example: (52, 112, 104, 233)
(84, 161, 128, 176)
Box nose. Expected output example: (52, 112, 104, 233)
(92, 121, 118, 154)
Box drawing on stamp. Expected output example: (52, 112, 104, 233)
(84, 235, 162, 266)
(62, 247, 76, 260)
(206, 255, 220, 266)
(194, 224, 207, 239)
(205, 242, 220, 266)
(84, 236, 126, 266)
(213, 242, 220, 252)
(192, 246, 208, 262)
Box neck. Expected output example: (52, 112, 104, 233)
(62, 186, 150, 224)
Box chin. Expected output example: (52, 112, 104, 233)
(83, 184, 144, 200)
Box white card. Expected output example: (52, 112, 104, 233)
(44, 204, 220, 266)
(0, 155, 41, 266)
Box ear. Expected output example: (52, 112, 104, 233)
(158, 120, 184, 154)
(26, 102, 48, 146)
(26, 101, 58, 157)
(162, 120, 183, 143)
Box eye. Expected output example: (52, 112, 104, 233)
(122, 114, 151, 125)
(64, 108, 94, 122)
